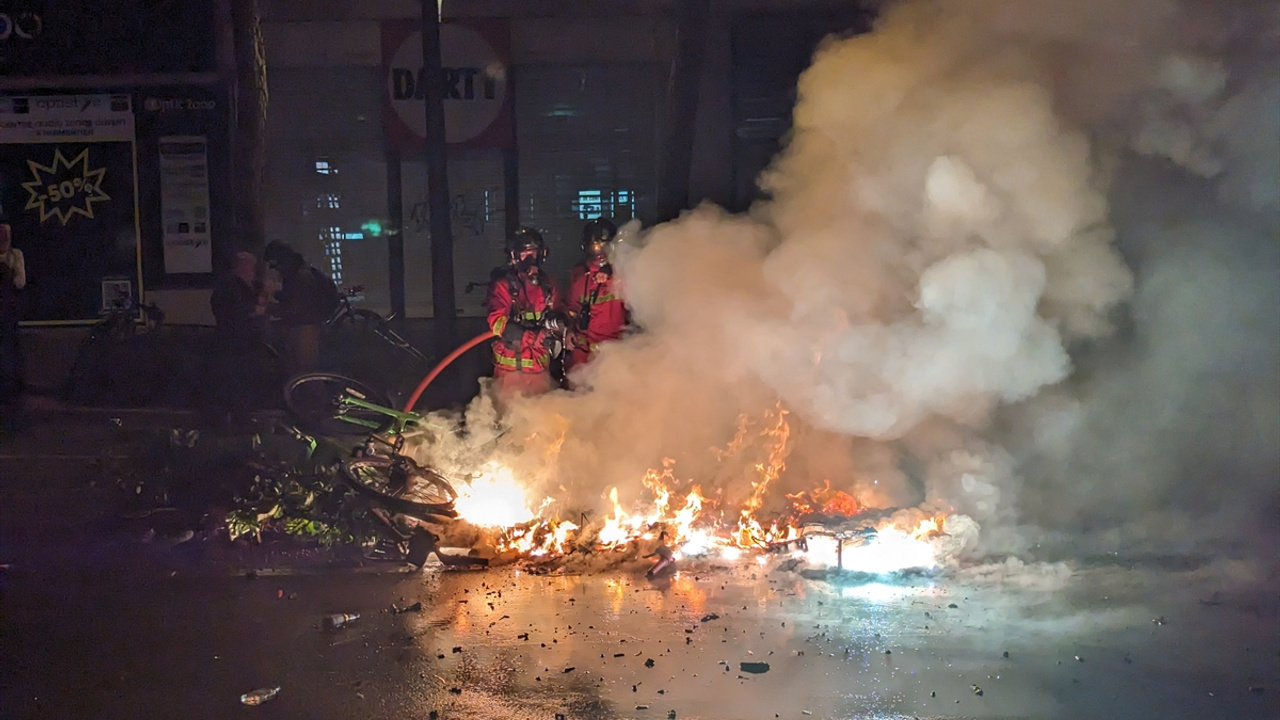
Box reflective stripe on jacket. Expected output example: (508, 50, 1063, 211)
(486, 267, 560, 373)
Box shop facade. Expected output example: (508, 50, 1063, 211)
(0, 0, 234, 326)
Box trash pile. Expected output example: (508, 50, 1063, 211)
(223, 461, 381, 547)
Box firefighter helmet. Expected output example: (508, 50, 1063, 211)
(581, 219, 618, 257)
(506, 227, 547, 265)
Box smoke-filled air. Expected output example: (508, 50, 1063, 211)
(412, 0, 1279, 569)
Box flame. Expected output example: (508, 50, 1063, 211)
(822, 491, 862, 517)
(799, 516, 946, 573)
(453, 461, 537, 527)
(787, 480, 863, 518)
(438, 403, 947, 574)
(736, 402, 792, 544)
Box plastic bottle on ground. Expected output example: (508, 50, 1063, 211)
(240, 687, 280, 706)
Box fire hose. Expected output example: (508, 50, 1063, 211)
(402, 331, 494, 413)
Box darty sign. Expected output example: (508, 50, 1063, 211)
(381, 19, 513, 150)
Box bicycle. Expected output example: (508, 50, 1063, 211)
(61, 301, 166, 406)
(281, 371, 487, 567)
(326, 285, 431, 366)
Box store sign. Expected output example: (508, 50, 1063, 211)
(0, 10, 42, 41)
(0, 94, 135, 143)
(1, 1, 215, 77)
(0, 93, 142, 322)
(158, 136, 213, 274)
(381, 19, 513, 150)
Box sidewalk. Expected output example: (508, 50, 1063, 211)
(0, 399, 406, 577)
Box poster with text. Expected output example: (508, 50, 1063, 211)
(158, 135, 212, 274)
(0, 94, 141, 322)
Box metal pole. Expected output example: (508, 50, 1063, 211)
(385, 147, 406, 320)
(655, 0, 710, 223)
(503, 67, 520, 238)
(421, 0, 456, 353)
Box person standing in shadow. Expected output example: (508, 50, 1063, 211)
(263, 241, 338, 378)
(0, 223, 27, 431)
(208, 251, 268, 430)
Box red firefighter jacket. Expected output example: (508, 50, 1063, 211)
(487, 266, 561, 373)
(567, 260, 626, 354)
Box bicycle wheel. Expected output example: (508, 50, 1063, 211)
(283, 372, 393, 436)
(341, 455, 459, 521)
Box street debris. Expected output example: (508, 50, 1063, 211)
(392, 601, 423, 614)
(240, 686, 280, 706)
(646, 535, 676, 577)
(739, 662, 770, 674)
(323, 613, 360, 630)
(972, 684, 984, 696)
(645, 658, 656, 668)
(452, 646, 463, 653)
(774, 557, 803, 573)
(700, 613, 720, 622)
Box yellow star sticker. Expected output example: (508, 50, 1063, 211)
(21, 147, 111, 225)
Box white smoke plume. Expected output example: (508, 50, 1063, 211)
(417, 0, 1278, 564)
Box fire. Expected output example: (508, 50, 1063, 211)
(438, 403, 947, 574)
(453, 461, 537, 527)
(837, 520, 941, 574)
(736, 403, 791, 543)
(786, 480, 864, 518)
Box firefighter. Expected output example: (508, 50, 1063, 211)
(565, 219, 626, 372)
(486, 227, 563, 407)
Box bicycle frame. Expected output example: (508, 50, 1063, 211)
(283, 392, 420, 461)
(333, 392, 424, 435)
(328, 293, 432, 366)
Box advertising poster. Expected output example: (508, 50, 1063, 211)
(0, 93, 142, 322)
(158, 135, 212, 274)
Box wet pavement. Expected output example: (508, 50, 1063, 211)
(2, 412, 1277, 719)
(3, 553, 1277, 720)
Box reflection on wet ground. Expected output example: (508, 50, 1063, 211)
(2, 555, 1276, 720)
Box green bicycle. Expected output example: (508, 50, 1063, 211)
(282, 372, 459, 525)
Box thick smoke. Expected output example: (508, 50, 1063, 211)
(419, 0, 1278, 563)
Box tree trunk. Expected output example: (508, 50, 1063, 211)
(231, 0, 268, 253)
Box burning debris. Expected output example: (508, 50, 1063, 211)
(403, 401, 959, 576)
